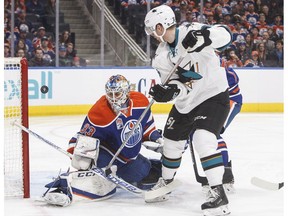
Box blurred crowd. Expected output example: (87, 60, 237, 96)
(118, 0, 283, 67)
(4, 0, 87, 67)
(4, 0, 283, 68)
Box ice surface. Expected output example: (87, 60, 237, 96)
(4, 114, 285, 216)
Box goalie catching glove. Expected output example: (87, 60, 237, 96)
(182, 27, 212, 52)
(149, 84, 180, 103)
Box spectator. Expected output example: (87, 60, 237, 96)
(40, 36, 55, 63)
(222, 13, 235, 31)
(255, 13, 269, 36)
(260, 4, 273, 25)
(17, 29, 34, 55)
(235, 42, 250, 65)
(205, 12, 216, 25)
(26, 0, 45, 17)
(256, 42, 268, 66)
(268, 1, 283, 20)
(231, 0, 245, 16)
(66, 42, 77, 59)
(5, 0, 26, 14)
(250, 26, 262, 47)
(168, 0, 181, 12)
(4, 43, 11, 57)
(179, 10, 194, 26)
(271, 14, 283, 40)
(244, 51, 264, 67)
(262, 31, 275, 54)
(244, 34, 254, 54)
(59, 45, 73, 67)
(231, 21, 247, 45)
(203, 0, 214, 16)
(244, 3, 259, 26)
(28, 47, 52, 66)
(266, 40, 283, 67)
(267, 26, 280, 42)
(214, 0, 231, 15)
(178, 1, 189, 23)
(15, 10, 35, 33)
(16, 48, 26, 58)
(45, 0, 56, 16)
(214, 5, 224, 22)
(225, 48, 243, 68)
(59, 30, 72, 46)
(15, 38, 32, 59)
(32, 26, 54, 49)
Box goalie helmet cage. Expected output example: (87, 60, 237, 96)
(4, 57, 30, 198)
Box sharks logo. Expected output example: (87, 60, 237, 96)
(121, 120, 143, 148)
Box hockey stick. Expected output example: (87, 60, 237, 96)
(12, 120, 72, 158)
(251, 177, 284, 191)
(106, 54, 188, 172)
(11, 121, 144, 196)
(188, 135, 208, 185)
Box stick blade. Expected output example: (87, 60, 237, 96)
(251, 177, 284, 191)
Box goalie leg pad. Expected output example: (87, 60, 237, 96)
(70, 170, 116, 201)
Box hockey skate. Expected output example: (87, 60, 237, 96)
(201, 185, 230, 216)
(144, 177, 173, 203)
(43, 172, 73, 207)
(223, 161, 235, 194)
(43, 189, 72, 207)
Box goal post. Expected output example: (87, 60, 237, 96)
(4, 57, 30, 198)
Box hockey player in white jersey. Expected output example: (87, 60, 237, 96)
(144, 5, 232, 216)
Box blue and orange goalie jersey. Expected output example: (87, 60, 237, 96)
(69, 91, 161, 163)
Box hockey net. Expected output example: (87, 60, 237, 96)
(4, 57, 30, 198)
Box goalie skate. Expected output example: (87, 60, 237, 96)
(43, 191, 72, 207)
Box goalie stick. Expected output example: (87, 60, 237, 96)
(251, 177, 284, 191)
(11, 121, 143, 196)
(12, 121, 180, 198)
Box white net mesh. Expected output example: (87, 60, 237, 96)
(4, 58, 25, 197)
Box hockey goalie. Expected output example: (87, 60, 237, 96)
(43, 75, 164, 206)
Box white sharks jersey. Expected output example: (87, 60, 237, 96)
(152, 23, 232, 114)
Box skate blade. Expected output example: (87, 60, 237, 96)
(203, 204, 230, 216)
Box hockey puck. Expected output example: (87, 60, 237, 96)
(40, 85, 49, 94)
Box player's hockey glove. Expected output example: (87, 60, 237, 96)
(182, 28, 212, 52)
(149, 84, 180, 103)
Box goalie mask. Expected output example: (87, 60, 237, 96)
(144, 5, 176, 42)
(105, 75, 130, 114)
